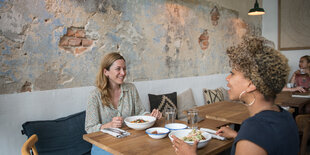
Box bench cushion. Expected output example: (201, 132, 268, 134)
(21, 111, 91, 155)
(177, 88, 196, 120)
(203, 88, 224, 104)
(148, 92, 177, 117)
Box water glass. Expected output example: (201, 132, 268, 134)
(165, 108, 176, 125)
(287, 83, 295, 88)
(187, 109, 199, 129)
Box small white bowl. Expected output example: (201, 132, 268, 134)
(168, 129, 211, 149)
(124, 115, 156, 130)
(165, 123, 187, 130)
(145, 127, 170, 139)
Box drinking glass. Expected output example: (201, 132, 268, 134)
(165, 108, 176, 125)
(187, 109, 199, 129)
(287, 83, 295, 88)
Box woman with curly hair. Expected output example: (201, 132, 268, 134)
(85, 52, 162, 154)
(172, 36, 299, 155)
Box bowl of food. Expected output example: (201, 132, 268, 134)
(168, 129, 211, 149)
(124, 115, 156, 130)
(145, 127, 170, 139)
(165, 123, 187, 131)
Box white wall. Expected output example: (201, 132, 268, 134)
(134, 74, 229, 111)
(262, 0, 309, 78)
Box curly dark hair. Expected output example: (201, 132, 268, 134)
(226, 36, 289, 100)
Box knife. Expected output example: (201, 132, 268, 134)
(200, 128, 226, 140)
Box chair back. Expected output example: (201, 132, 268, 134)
(21, 134, 38, 155)
(295, 114, 310, 155)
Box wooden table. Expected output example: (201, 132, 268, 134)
(276, 91, 310, 115)
(83, 118, 233, 155)
(195, 101, 250, 125)
(275, 91, 310, 108)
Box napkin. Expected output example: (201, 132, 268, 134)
(200, 128, 226, 141)
(101, 128, 130, 138)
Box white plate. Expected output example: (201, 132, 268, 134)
(168, 129, 211, 149)
(145, 127, 170, 139)
(165, 123, 187, 130)
(124, 115, 156, 130)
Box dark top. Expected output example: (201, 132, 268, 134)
(231, 107, 299, 155)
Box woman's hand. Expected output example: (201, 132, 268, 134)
(216, 126, 237, 139)
(150, 109, 162, 119)
(171, 135, 197, 155)
(100, 117, 123, 129)
(291, 86, 306, 93)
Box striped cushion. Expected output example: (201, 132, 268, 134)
(203, 88, 224, 104)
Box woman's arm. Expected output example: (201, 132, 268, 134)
(235, 140, 267, 155)
(131, 84, 148, 115)
(282, 86, 306, 93)
(216, 126, 237, 139)
(85, 90, 123, 133)
(171, 135, 197, 155)
(130, 83, 162, 119)
(85, 91, 103, 133)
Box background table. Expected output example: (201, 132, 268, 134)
(276, 91, 310, 115)
(195, 101, 250, 125)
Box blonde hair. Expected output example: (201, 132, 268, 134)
(96, 52, 125, 106)
(227, 36, 289, 101)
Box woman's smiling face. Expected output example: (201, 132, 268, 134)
(104, 59, 126, 86)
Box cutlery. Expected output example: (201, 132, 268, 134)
(200, 128, 226, 140)
(103, 128, 129, 136)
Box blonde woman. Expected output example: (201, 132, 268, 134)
(172, 37, 299, 155)
(85, 52, 162, 154)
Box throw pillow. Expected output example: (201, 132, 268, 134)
(203, 88, 224, 104)
(220, 87, 230, 101)
(21, 111, 91, 155)
(177, 88, 196, 120)
(148, 92, 177, 117)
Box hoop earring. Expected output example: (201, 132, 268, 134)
(246, 98, 256, 106)
(239, 90, 256, 106)
(239, 91, 246, 100)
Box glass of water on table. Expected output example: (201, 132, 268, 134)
(187, 109, 199, 129)
(165, 107, 176, 125)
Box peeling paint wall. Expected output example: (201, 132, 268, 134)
(0, 0, 262, 94)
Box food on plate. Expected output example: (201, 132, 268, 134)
(182, 129, 206, 142)
(130, 119, 148, 123)
(151, 130, 163, 134)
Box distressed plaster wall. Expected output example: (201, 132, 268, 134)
(0, 0, 262, 94)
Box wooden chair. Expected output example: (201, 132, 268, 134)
(21, 134, 38, 155)
(296, 114, 310, 155)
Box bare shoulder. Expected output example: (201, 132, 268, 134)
(235, 140, 267, 155)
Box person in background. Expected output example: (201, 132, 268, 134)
(282, 55, 310, 92)
(171, 36, 299, 155)
(85, 52, 162, 155)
